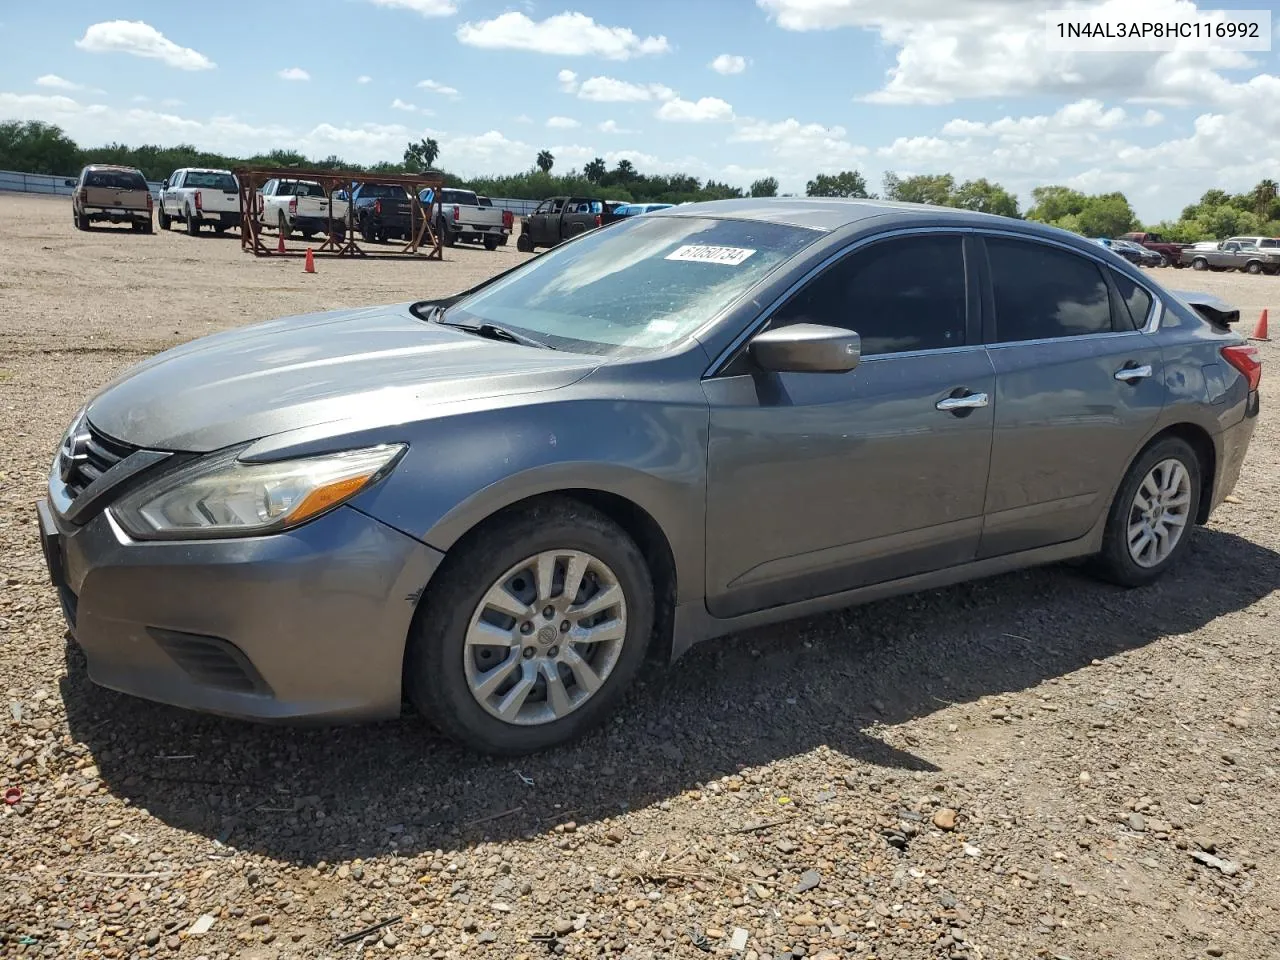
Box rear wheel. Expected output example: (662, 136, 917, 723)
(1090, 437, 1200, 587)
(437, 218, 455, 247)
(1192, 257, 1208, 271)
(405, 499, 654, 755)
(186, 209, 199, 235)
(1247, 261, 1263, 275)
(361, 216, 376, 243)
(77, 211, 90, 231)
(516, 232, 533, 253)
(141, 219, 153, 235)
(484, 235, 499, 251)
(158, 206, 171, 230)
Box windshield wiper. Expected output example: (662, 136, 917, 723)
(439, 318, 555, 350)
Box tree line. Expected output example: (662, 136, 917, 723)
(3, 119, 1277, 242)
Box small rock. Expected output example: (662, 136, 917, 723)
(1190, 851, 1240, 876)
(477, 931, 498, 944)
(730, 928, 749, 951)
(144, 929, 161, 946)
(793, 870, 821, 893)
(963, 844, 981, 857)
(381, 932, 398, 948)
(553, 918, 575, 935)
(1207, 948, 1224, 957)
(793, 912, 819, 926)
(249, 914, 271, 926)
(932, 808, 958, 831)
(776, 839, 798, 854)
(1188, 795, 1204, 806)
(1128, 813, 1147, 832)
(189, 914, 216, 936)
(991, 707, 1008, 720)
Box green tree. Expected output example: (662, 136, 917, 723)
(536, 150, 554, 174)
(584, 157, 607, 183)
(1026, 185, 1087, 223)
(750, 176, 778, 198)
(883, 172, 955, 206)
(1074, 192, 1137, 237)
(0, 121, 82, 175)
(613, 158, 637, 182)
(953, 178, 1020, 218)
(402, 137, 439, 172)
(805, 170, 870, 198)
(1250, 179, 1278, 219)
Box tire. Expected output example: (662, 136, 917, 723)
(1192, 257, 1208, 271)
(77, 211, 90, 231)
(1247, 261, 1263, 275)
(405, 498, 655, 755)
(516, 232, 534, 253)
(158, 206, 171, 230)
(484, 235, 499, 251)
(141, 220, 153, 235)
(186, 210, 199, 236)
(361, 216, 376, 244)
(214, 224, 226, 235)
(1090, 436, 1201, 588)
(437, 219, 455, 247)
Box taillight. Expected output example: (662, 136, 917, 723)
(502, 210, 513, 229)
(146, 192, 153, 210)
(595, 214, 602, 227)
(288, 196, 297, 215)
(374, 199, 382, 216)
(1222, 344, 1262, 392)
(452, 204, 460, 222)
(78, 188, 88, 204)
(194, 191, 202, 211)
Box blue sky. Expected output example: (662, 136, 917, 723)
(2, 0, 1279, 220)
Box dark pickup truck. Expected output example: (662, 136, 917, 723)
(516, 196, 621, 252)
(346, 183, 415, 243)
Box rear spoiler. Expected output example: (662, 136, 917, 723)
(1170, 289, 1240, 328)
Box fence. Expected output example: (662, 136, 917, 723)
(0, 169, 538, 215)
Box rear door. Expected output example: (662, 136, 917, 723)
(977, 234, 1165, 557)
(703, 232, 995, 618)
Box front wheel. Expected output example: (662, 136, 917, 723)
(1090, 437, 1200, 587)
(516, 232, 534, 253)
(405, 499, 654, 755)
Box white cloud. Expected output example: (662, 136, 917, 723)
(75, 20, 215, 71)
(364, 0, 457, 15)
(278, 67, 310, 81)
(657, 97, 734, 122)
(391, 98, 434, 115)
(598, 119, 635, 134)
(939, 99, 1128, 138)
(36, 74, 80, 90)
(546, 116, 580, 129)
(417, 79, 459, 97)
(132, 94, 149, 103)
(577, 76, 675, 103)
(558, 69, 578, 93)
(1140, 109, 1165, 126)
(731, 116, 868, 182)
(514, 114, 534, 124)
(357, 75, 372, 84)
(709, 54, 747, 75)
(457, 12, 670, 60)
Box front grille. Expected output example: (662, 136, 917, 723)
(63, 424, 136, 499)
(149, 628, 270, 695)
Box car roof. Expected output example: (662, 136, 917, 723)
(179, 167, 233, 174)
(83, 164, 144, 173)
(651, 197, 1049, 234)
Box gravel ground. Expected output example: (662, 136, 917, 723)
(1, 192, 1279, 960)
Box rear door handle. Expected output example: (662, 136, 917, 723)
(1115, 364, 1153, 382)
(936, 392, 989, 412)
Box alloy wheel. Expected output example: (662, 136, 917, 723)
(1127, 458, 1192, 568)
(463, 549, 627, 726)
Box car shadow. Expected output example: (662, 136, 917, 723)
(60, 527, 1277, 865)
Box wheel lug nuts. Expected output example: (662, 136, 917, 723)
(542, 606, 555, 618)
(547, 645, 559, 658)
(520, 621, 533, 635)
(560, 620, 570, 632)
(522, 646, 536, 659)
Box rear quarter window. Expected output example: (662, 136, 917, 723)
(987, 238, 1113, 341)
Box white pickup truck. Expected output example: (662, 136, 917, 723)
(420, 187, 511, 250)
(159, 168, 241, 235)
(256, 178, 349, 240)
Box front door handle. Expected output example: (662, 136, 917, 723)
(1115, 364, 1154, 382)
(936, 392, 989, 412)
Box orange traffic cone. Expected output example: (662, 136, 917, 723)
(1252, 308, 1270, 341)
(304, 248, 315, 274)
(276, 232, 286, 254)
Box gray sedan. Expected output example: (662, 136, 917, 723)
(37, 199, 1262, 755)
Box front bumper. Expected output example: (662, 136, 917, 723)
(36, 499, 442, 722)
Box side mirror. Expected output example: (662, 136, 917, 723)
(162, 180, 169, 189)
(750, 323, 861, 373)
(64, 179, 76, 187)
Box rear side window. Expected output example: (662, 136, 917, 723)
(1111, 271, 1154, 329)
(771, 235, 968, 356)
(987, 238, 1112, 341)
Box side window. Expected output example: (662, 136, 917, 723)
(533, 200, 550, 214)
(987, 238, 1113, 342)
(1111, 271, 1154, 330)
(550, 199, 565, 214)
(770, 235, 968, 357)
(170, 171, 182, 188)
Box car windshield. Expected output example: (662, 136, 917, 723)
(445, 216, 819, 355)
(361, 184, 406, 198)
(85, 170, 147, 190)
(184, 172, 237, 191)
(289, 181, 325, 197)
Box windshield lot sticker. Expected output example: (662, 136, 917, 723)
(665, 244, 757, 266)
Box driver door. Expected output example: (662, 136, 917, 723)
(702, 233, 995, 619)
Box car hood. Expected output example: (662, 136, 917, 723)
(86, 303, 599, 452)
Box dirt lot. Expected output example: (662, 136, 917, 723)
(1, 191, 1278, 960)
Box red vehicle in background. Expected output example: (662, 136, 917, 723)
(1121, 231, 1189, 267)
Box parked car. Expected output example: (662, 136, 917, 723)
(418, 187, 511, 250)
(159, 168, 241, 236)
(1180, 240, 1280, 274)
(516, 196, 621, 251)
(256, 178, 349, 240)
(67, 164, 153, 233)
(1095, 237, 1164, 268)
(1121, 231, 1188, 267)
(1224, 235, 1280, 249)
(344, 183, 415, 243)
(615, 203, 675, 217)
(36, 199, 1260, 755)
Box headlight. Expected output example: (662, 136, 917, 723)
(113, 444, 405, 539)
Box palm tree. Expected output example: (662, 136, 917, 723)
(1252, 179, 1278, 219)
(613, 158, 636, 182)
(536, 150, 554, 174)
(584, 157, 606, 183)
